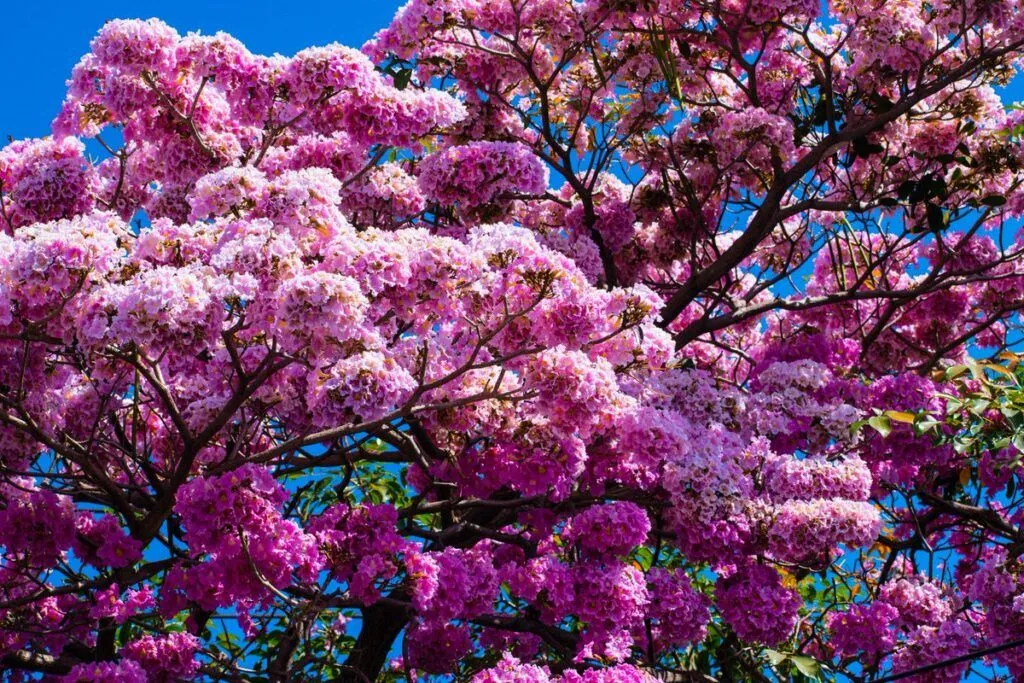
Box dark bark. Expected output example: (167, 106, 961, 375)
(337, 490, 524, 680)
(336, 590, 410, 683)
(0, 650, 72, 675)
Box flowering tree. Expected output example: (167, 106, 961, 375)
(4, 1, 1024, 680)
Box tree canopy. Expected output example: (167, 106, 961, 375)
(3, 1, 1024, 681)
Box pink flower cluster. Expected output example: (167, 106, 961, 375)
(713, 109, 797, 179)
(417, 140, 549, 209)
(171, 465, 322, 609)
(828, 601, 899, 659)
(310, 502, 409, 603)
(61, 661, 148, 683)
(562, 501, 651, 559)
(0, 136, 95, 228)
(716, 563, 801, 645)
(0, 482, 76, 568)
(471, 654, 656, 682)
(409, 546, 499, 623)
(763, 454, 872, 502)
(74, 513, 142, 568)
(645, 568, 711, 649)
(307, 350, 417, 425)
(767, 499, 880, 564)
(121, 632, 202, 682)
(51, 17, 466, 224)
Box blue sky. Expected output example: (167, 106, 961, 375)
(0, 0, 404, 140)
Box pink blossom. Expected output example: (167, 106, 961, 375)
(717, 563, 801, 645)
(418, 141, 548, 208)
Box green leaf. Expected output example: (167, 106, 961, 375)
(391, 68, 411, 90)
(867, 414, 892, 438)
(632, 545, 655, 571)
(852, 136, 884, 159)
(969, 398, 993, 416)
(953, 436, 976, 454)
(914, 416, 942, 436)
(1003, 407, 1024, 424)
(1012, 431, 1024, 453)
(885, 410, 917, 424)
(362, 437, 391, 453)
(945, 364, 970, 380)
(791, 655, 823, 680)
(926, 202, 946, 232)
(981, 194, 1007, 207)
